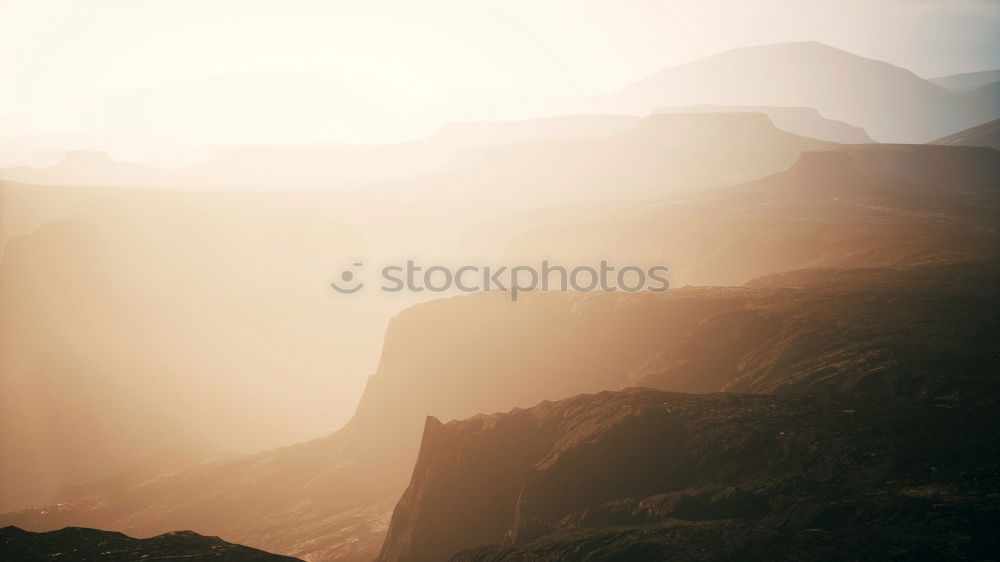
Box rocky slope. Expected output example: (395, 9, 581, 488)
(504, 143, 1000, 286)
(0, 288, 754, 560)
(378, 388, 1000, 561)
(375, 261, 1000, 560)
(631, 264, 1000, 397)
(932, 118, 1000, 150)
(0, 526, 300, 561)
(4, 140, 996, 560)
(6, 267, 998, 559)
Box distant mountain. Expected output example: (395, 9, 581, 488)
(379, 385, 1000, 561)
(0, 526, 299, 561)
(416, 112, 836, 206)
(656, 105, 873, 144)
(931, 118, 1000, 150)
(929, 69, 1000, 92)
(598, 42, 1000, 143)
(0, 113, 830, 197)
(0, 115, 640, 190)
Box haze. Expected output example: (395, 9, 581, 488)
(1, 2, 999, 560)
(2, 0, 998, 145)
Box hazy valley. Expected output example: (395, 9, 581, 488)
(2, 35, 999, 561)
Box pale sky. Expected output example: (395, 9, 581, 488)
(2, 0, 998, 143)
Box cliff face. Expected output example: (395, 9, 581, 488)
(378, 388, 1000, 561)
(361, 288, 754, 427)
(9, 264, 997, 560)
(0, 287, 754, 560)
(377, 262, 1000, 561)
(632, 264, 1000, 397)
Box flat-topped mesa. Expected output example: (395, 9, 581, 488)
(766, 143, 999, 199)
(634, 111, 789, 145)
(655, 104, 875, 144)
(782, 149, 866, 193)
(840, 144, 1000, 189)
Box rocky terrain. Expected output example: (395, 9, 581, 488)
(3, 139, 997, 559)
(631, 264, 1000, 397)
(0, 526, 300, 561)
(379, 388, 1000, 561)
(371, 262, 1000, 561)
(0, 288, 758, 560)
(932, 118, 1000, 150)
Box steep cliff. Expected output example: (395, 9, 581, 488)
(0, 288, 753, 560)
(379, 388, 1000, 561)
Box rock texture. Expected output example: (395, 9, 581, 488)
(0, 526, 300, 561)
(378, 388, 1000, 561)
(631, 264, 1000, 397)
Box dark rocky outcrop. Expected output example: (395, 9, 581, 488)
(632, 264, 1000, 397)
(0, 526, 300, 561)
(379, 388, 1000, 561)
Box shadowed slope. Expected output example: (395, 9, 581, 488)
(379, 388, 1000, 561)
(0, 526, 301, 561)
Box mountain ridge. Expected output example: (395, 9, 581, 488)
(599, 41, 999, 143)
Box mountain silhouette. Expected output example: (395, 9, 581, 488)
(655, 105, 873, 143)
(929, 69, 1000, 92)
(931, 118, 1000, 150)
(0, 526, 300, 561)
(598, 42, 1000, 143)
